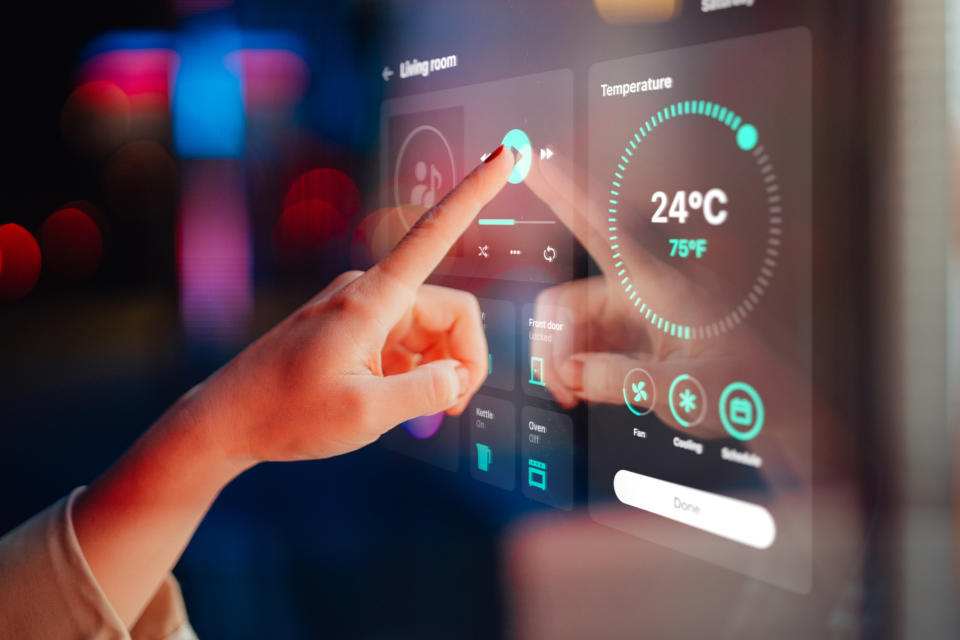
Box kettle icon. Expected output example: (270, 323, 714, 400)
(476, 443, 492, 472)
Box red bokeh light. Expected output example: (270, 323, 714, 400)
(40, 208, 104, 282)
(0, 224, 42, 301)
(59, 200, 111, 249)
(275, 200, 347, 261)
(283, 169, 362, 220)
(77, 50, 176, 99)
(351, 205, 425, 266)
(60, 81, 131, 156)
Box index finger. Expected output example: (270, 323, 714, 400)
(364, 146, 515, 306)
(525, 148, 694, 302)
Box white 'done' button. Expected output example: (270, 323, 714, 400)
(613, 470, 776, 550)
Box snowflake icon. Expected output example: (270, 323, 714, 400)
(631, 381, 647, 403)
(678, 388, 697, 414)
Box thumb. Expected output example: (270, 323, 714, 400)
(557, 351, 731, 437)
(375, 358, 471, 427)
(558, 352, 644, 406)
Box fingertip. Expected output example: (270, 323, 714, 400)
(476, 142, 516, 183)
(558, 357, 584, 392)
(482, 144, 505, 164)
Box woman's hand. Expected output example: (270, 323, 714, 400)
(72, 145, 516, 627)
(187, 146, 515, 464)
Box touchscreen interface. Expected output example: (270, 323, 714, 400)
(378, 6, 815, 597)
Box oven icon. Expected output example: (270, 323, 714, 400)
(527, 459, 548, 490)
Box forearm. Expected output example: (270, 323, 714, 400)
(72, 393, 253, 627)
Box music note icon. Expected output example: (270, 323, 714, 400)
(411, 161, 443, 207)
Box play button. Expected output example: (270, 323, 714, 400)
(501, 128, 532, 184)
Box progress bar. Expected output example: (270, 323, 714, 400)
(477, 218, 557, 226)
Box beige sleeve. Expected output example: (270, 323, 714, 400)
(0, 488, 198, 640)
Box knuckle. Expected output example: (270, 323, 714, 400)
(442, 287, 481, 319)
(329, 285, 372, 317)
(341, 386, 374, 429)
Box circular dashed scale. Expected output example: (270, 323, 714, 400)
(606, 100, 782, 341)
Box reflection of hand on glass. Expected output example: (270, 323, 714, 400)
(0, 146, 517, 635)
(524, 152, 805, 450)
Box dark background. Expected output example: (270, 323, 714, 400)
(0, 0, 907, 638)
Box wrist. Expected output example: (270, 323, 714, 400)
(150, 387, 258, 490)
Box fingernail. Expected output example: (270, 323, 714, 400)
(455, 365, 471, 396)
(558, 358, 583, 392)
(483, 144, 505, 163)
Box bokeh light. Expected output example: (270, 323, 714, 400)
(60, 81, 131, 156)
(592, 0, 682, 23)
(229, 50, 309, 111)
(0, 224, 42, 301)
(59, 200, 111, 248)
(40, 208, 104, 282)
(275, 200, 347, 261)
(77, 48, 176, 99)
(351, 204, 425, 266)
(128, 92, 172, 144)
(283, 168, 362, 220)
(178, 161, 252, 345)
(278, 169, 360, 264)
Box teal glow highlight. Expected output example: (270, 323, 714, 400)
(736, 123, 759, 151)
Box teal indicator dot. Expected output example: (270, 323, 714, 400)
(501, 128, 532, 184)
(736, 123, 758, 151)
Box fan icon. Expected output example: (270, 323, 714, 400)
(622, 369, 655, 417)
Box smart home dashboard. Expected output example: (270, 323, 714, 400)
(378, 22, 812, 594)
(381, 71, 574, 283)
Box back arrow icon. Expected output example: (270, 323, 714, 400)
(382, 66, 394, 82)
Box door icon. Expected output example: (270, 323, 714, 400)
(529, 357, 546, 386)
